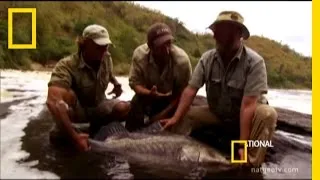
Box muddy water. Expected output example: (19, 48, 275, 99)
(0, 70, 312, 179)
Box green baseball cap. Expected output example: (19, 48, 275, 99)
(82, 24, 112, 46)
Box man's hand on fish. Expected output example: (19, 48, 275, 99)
(75, 133, 90, 152)
(160, 117, 178, 130)
(108, 84, 123, 98)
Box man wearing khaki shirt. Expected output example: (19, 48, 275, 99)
(161, 11, 278, 167)
(126, 23, 192, 132)
(46, 24, 131, 151)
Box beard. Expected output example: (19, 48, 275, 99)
(87, 59, 101, 71)
(153, 51, 170, 65)
(216, 40, 238, 56)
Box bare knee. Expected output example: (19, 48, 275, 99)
(113, 101, 131, 117)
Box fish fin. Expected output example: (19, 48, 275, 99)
(137, 121, 163, 134)
(93, 121, 129, 141)
(185, 167, 207, 180)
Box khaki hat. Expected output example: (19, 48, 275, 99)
(147, 22, 174, 47)
(208, 11, 250, 40)
(82, 24, 112, 46)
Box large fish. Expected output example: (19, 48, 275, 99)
(87, 121, 239, 178)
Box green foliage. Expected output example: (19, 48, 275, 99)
(0, 19, 31, 69)
(74, 18, 96, 36)
(0, 1, 311, 89)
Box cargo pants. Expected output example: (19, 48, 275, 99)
(171, 103, 278, 167)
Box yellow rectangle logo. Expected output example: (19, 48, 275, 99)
(8, 8, 37, 49)
(231, 140, 248, 163)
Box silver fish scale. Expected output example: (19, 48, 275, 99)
(106, 134, 202, 162)
(93, 128, 233, 174)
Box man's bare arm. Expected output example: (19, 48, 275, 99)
(172, 85, 198, 121)
(110, 73, 121, 87)
(160, 85, 198, 129)
(46, 86, 86, 150)
(133, 85, 152, 96)
(239, 95, 258, 140)
(150, 95, 180, 122)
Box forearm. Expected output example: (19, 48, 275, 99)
(172, 86, 197, 121)
(239, 104, 256, 140)
(47, 100, 79, 143)
(156, 95, 180, 117)
(110, 75, 120, 86)
(167, 95, 180, 111)
(133, 85, 151, 96)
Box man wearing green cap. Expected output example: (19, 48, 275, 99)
(46, 24, 131, 151)
(160, 11, 278, 167)
(126, 22, 192, 132)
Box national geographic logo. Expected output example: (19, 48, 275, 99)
(8, 8, 37, 49)
(231, 140, 273, 163)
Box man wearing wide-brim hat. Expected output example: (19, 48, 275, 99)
(161, 11, 278, 167)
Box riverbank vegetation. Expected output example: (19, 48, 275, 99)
(0, 2, 311, 89)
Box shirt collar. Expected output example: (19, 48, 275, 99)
(213, 42, 244, 62)
(78, 53, 87, 69)
(78, 52, 108, 70)
(148, 45, 174, 65)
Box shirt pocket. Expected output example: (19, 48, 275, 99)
(206, 77, 222, 102)
(226, 79, 244, 99)
(79, 76, 96, 95)
(99, 71, 110, 90)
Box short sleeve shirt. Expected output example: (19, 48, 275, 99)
(48, 52, 114, 107)
(129, 43, 192, 96)
(189, 44, 268, 120)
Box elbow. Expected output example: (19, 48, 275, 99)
(184, 85, 198, 98)
(46, 99, 54, 110)
(241, 96, 258, 109)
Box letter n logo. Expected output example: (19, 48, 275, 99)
(231, 140, 248, 163)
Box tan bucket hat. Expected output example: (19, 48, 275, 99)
(82, 24, 112, 46)
(208, 11, 250, 40)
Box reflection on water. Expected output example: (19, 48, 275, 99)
(0, 70, 312, 179)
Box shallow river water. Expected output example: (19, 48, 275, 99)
(0, 70, 312, 179)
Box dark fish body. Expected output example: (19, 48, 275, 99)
(88, 122, 237, 176)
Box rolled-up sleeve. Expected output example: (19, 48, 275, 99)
(107, 54, 114, 76)
(174, 57, 192, 95)
(48, 60, 72, 89)
(128, 55, 144, 89)
(106, 54, 120, 85)
(188, 56, 206, 89)
(244, 58, 268, 96)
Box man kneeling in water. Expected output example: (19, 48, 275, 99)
(160, 11, 278, 167)
(125, 23, 192, 132)
(46, 24, 130, 152)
